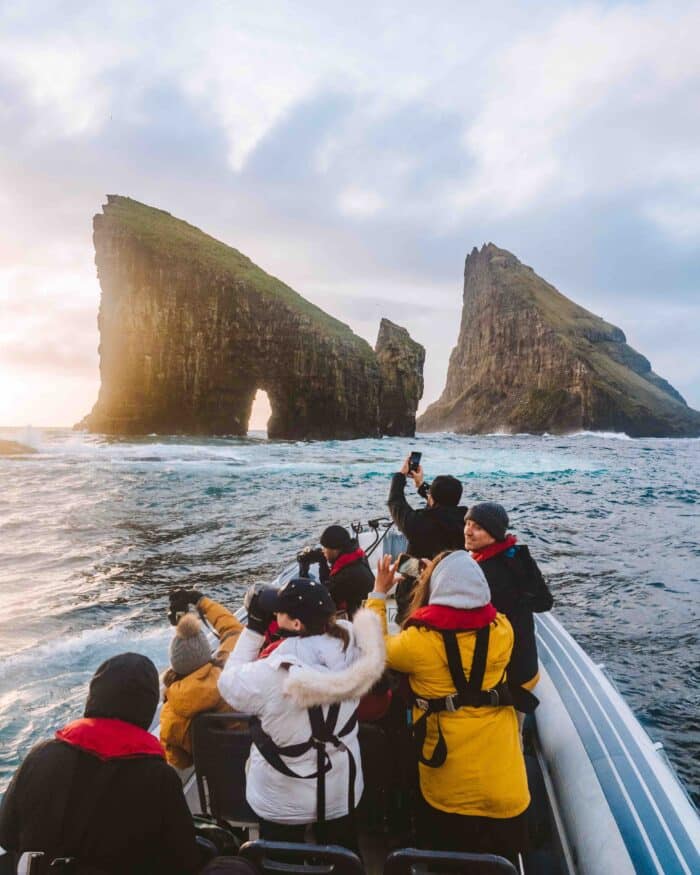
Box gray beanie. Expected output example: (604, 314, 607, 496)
(429, 550, 491, 610)
(169, 613, 211, 676)
(466, 502, 509, 542)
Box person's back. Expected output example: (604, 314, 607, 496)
(367, 550, 530, 862)
(387, 457, 467, 558)
(161, 591, 243, 768)
(0, 653, 201, 875)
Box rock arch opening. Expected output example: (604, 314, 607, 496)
(248, 389, 272, 436)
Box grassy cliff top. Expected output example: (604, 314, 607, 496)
(97, 195, 371, 350)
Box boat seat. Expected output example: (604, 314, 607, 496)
(384, 847, 518, 875)
(240, 839, 365, 875)
(192, 712, 259, 832)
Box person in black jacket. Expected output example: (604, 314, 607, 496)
(465, 502, 553, 728)
(387, 456, 467, 559)
(0, 652, 202, 875)
(298, 525, 374, 618)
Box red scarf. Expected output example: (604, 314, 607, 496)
(56, 718, 164, 760)
(331, 547, 365, 576)
(471, 534, 517, 563)
(405, 603, 496, 631)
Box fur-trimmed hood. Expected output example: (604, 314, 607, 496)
(264, 608, 385, 709)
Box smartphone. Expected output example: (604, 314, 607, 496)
(397, 552, 422, 579)
(408, 450, 422, 472)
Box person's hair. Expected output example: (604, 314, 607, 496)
(403, 550, 452, 626)
(302, 612, 350, 650)
(429, 475, 463, 507)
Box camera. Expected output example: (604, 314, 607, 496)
(296, 546, 324, 564)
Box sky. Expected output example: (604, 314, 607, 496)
(1, 0, 700, 430)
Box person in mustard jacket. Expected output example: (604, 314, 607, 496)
(160, 590, 244, 768)
(368, 550, 530, 862)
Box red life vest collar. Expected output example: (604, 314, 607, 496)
(405, 603, 497, 631)
(471, 534, 518, 563)
(56, 718, 164, 760)
(331, 547, 365, 576)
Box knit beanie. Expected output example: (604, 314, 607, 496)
(320, 525, 353, 550)
(169, 613, 211, 676)
(466, 502, 509, 541)
(429, 551, 491, 610)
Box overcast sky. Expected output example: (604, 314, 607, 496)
(2, 0, 700, 429)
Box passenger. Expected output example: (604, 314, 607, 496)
(217, 578, 385, 853)
(465, 502, 553, 727)
(387, 456, 467, 559)
(160, 588, 244, 768)
(298, 525, 374, 618)
(0, 653, 202, 874)
(367, 552, 530, 862)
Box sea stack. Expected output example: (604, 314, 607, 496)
(418, 244, 700, 437)
(80, 196, 423, 439)
(375, 318, 425, 437)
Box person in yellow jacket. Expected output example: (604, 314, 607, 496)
(160, 590, 243, 768)
(368, 550, 530, 861)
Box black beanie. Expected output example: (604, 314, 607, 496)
(320, 525, 352, 550)
(466, 502, 509, 542)
(84, 652, 159, 730)
(429, 475, 463, 507)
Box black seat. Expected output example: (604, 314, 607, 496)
(192, 712, 258, 827)
(384, 847, 518, 875)
(240, 840, 365, 875)
(200, 857, 260, 875)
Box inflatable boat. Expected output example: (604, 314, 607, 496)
(174, 520, 700, 875)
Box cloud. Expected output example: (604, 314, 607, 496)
(0, 0, 699, 425)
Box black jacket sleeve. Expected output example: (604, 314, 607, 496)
(516, 547, 554, 613)
(317, 554, 331, 583)
(387, 473, 423, 542)
(155, 764, 202, 874)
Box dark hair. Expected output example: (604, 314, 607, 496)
(430, 475, 463, 506)
(302, 612, 350, 651)
(403, 551, 453, 626)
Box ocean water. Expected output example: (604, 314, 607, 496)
(0, 427, 698, 807)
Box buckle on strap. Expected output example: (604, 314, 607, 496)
(487, 688, 500, 706)
(414, 697, 429, 711)
(444, 694, 458, 712)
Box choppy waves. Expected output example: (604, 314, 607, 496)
(1, 427, 698, 805)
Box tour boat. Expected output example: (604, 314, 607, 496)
(171, 519, 700, 875)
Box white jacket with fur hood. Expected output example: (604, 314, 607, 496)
(217, 608, 385, 824)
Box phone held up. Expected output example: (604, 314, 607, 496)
(396, 552, 422, 579)
(408, 450, 422, 473)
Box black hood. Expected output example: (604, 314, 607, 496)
(84, 652, 159, 730)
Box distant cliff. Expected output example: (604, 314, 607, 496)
(418, 244, 700, 437)
(80, 196, 423, 439)
(375, 319, 425, 436)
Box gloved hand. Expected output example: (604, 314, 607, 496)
(296, 546, 324, 576)
(169, 588, 205, 615)
(244, 584, 277, 635)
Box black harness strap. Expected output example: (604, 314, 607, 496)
(411, 626, 515, 769)
(250, 703, 358, 832)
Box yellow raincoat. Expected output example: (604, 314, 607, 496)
(366, 597, 529, 818)
(160, 597, 243, 768)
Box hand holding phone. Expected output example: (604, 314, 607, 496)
(408, 451, 422, 473)
(396, 552, 422, 579)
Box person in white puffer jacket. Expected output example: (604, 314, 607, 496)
(217, 577, 385, 852)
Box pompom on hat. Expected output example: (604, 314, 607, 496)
(169, 613, 211, 676)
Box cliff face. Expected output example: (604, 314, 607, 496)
(81, 197, 422, 439)
(375, 318, 425, 436)
(418, 244, 700, 437)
